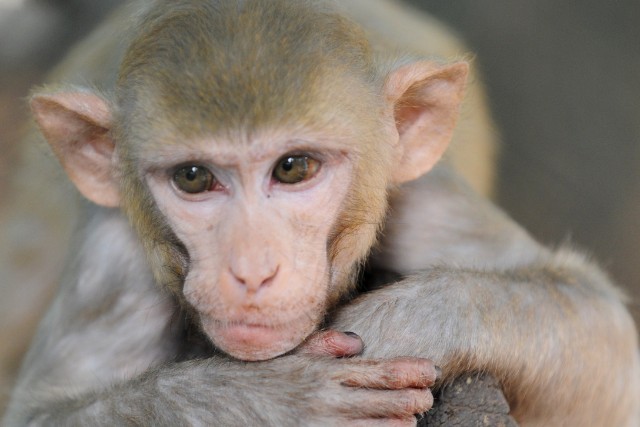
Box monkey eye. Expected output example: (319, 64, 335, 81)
(173, 165, 217, 194)
(272, 155, 320, 184)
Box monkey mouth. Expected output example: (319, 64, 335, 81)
(203, 316, 317, 361)
(223, 322, 281, 343)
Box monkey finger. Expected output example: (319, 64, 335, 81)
(339, 387, 433, 419)
(298, 330, 364, 357)
(348, 416, 418, 427)
(341, 357, 438, 389)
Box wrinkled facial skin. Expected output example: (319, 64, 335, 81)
(144, 131, 354, 360)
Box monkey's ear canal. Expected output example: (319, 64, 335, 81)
(385, 61, 469, 184)
(30, 91, 120, 207)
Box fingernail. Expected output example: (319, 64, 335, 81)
(343, 331, 360, 339)
(434, 365, 442, 380)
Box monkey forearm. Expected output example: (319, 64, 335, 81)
(8, 360, 282, 426)
(6, 354, 438, 427)
(332, 248, 640, 425)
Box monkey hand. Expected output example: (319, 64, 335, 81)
(268, 355, 437, 426)
(290, 329, 438, 426)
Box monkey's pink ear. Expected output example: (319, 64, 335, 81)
(30, 91, 120, 207)
(385, 61, 468, 184)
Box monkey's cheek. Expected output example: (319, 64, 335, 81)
(204, 319, 315, 361)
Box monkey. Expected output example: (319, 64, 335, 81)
(3, 0, 639, 426)
(0, 0, 496, 410)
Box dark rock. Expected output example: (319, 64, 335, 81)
(419, 374, 518, 426)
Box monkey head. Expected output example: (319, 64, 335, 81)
(29, 0, 467, 361)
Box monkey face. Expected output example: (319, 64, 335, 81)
(143, 130, 358, 360)
(31, 50, 466, 362)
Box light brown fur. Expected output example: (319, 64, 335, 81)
(0, 3, 495, 404)
(3, 1, 638, 426)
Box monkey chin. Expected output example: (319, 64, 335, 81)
(204, 318, 316, 361)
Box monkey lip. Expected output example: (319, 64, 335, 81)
(220, 321, 293, 344)
(206, 317, 315, 360)
(225, 322, 277, 335)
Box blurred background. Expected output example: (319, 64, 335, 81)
(411, 0, 640, 320)
(0, 0, 638, 411)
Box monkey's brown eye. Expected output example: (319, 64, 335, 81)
(273, 155, 320, 184)
(173, 166, 216, 194)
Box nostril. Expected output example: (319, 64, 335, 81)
(234, 274, 246, 286)
(229, 264, 279, 292)
(261, 265, 279, 288)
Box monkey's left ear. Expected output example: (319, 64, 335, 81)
(30, 91, 120, 207)
(385, 61, 468, 184)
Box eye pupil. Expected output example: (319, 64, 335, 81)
(185, 167, 198, 181)
(282, 158, 294, 172)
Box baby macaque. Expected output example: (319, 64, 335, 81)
(3, 1, 638, 426)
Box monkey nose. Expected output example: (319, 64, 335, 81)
(229, 264, 279, 294)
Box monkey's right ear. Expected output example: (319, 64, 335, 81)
(30, 91, 120, 207)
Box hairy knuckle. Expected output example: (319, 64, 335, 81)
(389, 418, 418, 427)
(386, 364, 411, 387)
(402, 389, 433, 414)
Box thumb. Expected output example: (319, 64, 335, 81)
(298, 330, 364, 357)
